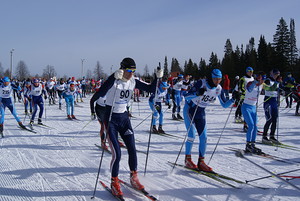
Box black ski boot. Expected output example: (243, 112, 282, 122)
(172, 114, 178, 120)
(18, 122, 26, 129)
(177, 113, 183, 120)
(269, 136, 280, 144)
(151, 125, 159, 134)
(38, 118, 43, 125)
(262, 135, 272, 144)
(245, 142, 262, 154)
(158, 125, 166, 134)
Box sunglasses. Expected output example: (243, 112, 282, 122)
(247, 70, 254, 73)
(125, 68, 136, 73)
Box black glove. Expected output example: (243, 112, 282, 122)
(232, 91, 240, 100)
(155, 104, 160, 111)
(44, 95, 47, 100)
(196, 88, 206, 96)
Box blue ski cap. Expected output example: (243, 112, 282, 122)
(178, 74, 184, 78)
(246, 66, 254, 72)
(2, 77, 10, 82)
(33, 78, 39, 83)
(159, 81, 169, 92)
(211, 69, 222, 78)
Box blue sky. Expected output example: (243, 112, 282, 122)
(0, 0, 299, 78)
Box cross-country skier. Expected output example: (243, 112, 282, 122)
(63, 83, 77, 120)
(171, 74, 184, 120)
(55, 78, 67, 110)
(149, 78, 169, 134)
(0, 77, 27, 134)
(262, 69, 281, 144)
(242, 71, 266, 153)
(92, 57, 163, 197)
(90, 94, 107, 149)
(235, 67, 254, 131)
(29, 78, 48, 126)
(282, 72, 297, 108)
(23, 79, 33, 115)
(183, 69, 236, 172)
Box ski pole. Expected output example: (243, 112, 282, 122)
(172, 102, 199, 172)
(144, 65, 161, 176)
(91, 81, 119, 199)
(246, 168, 300, 183)
(208, 104, 234, 165)
(236, 150, 300, 192)
(133, 106, 169, 130)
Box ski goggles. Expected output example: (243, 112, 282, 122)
(125, 68, 136, 73)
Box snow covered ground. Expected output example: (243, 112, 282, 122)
(0, 94, 299, 201)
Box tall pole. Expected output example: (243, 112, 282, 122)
(10, 49, 15, 79)
(81, 59, 85, 78)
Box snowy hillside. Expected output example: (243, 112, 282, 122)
(0, 95, 299, 201)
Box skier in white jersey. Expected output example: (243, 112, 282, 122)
(183, 69, 237, 172)
(92, 57, 163, 197)
(241, 71, 266, 153)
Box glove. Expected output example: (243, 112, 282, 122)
(155, 104, 160, 111)
(232, 91, 240, 100)
(196, 88, 206, 96)
(91, 113, 96, 120)
(156, 69, 163, 79)
(114, 69, 124, 80)
(28, 97, 32, 102)
(44, 95, 47, 100)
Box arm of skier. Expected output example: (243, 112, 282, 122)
(218, 88, 234, 108)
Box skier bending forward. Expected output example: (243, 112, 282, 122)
(183, 69, 237, 172)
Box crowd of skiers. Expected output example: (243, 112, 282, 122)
(0, 75, 104, 135)
(1, 57, 300, 198)
(89, 58, 300, 198)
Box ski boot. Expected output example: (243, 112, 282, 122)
(151, 125, 159, 134)
(29, 120, 34, 127)
(111, 177, 123, 196)
(71, 115, 77, 119)
(245, 142, 262, 154)
(262, 136, 272, 144)
(18, 122, 26, 129)
(185, 155, 197, 169)
(38, 118, 43, 125)
(130, 171, 144, 190)
(269, 136, 280, 144)
(67, 115, 72, 120)
(59, 103, 62, 110)
(243, 124, 248, 132)
(172, 114, 178, 120)
(295, 112, 300, 116)
(197, 157, 213, 172)
(177, 113, 183, 120)
(158, 125, 166, 134)
(25, 110, 28, 115)
(0, 124, 3, 137)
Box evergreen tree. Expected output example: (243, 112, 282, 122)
(289, 18, 298, 66)
(170, 58, 182, 73)
(273, 17, 290, 71)
(198, 58, 207, 78)
(257, 35, 268, 72)
(208, 52, 220, 69)
(163, 56, 169, 77)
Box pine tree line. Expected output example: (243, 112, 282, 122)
(159, 17, 299, 84)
